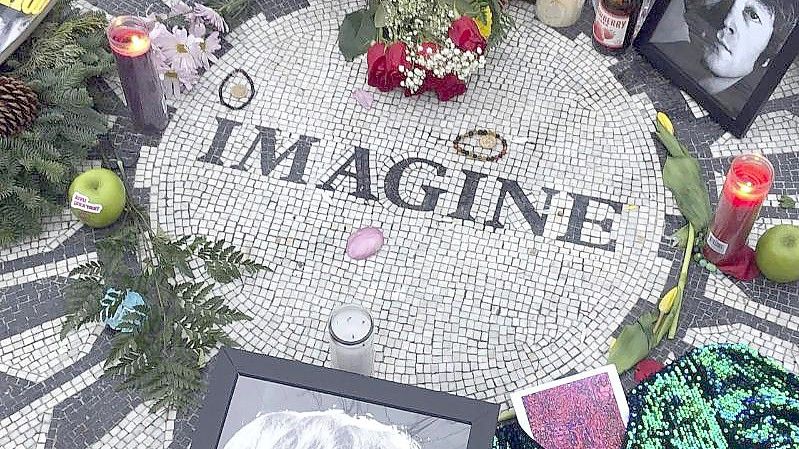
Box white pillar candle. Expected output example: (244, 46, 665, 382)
(328, 304, 375, 376)
(536, 0, 586, 28)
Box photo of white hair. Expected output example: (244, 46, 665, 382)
(214, 376, 471, 449)
(223, 410, 422, 449)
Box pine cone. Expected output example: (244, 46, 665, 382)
(0, 75, 39, 137)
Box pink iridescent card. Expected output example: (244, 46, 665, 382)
(510, 366, 628, 449)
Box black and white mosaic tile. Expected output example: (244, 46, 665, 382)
(1, 0, 798, 447)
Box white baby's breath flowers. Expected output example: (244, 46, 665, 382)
(375, 0, 490, 96)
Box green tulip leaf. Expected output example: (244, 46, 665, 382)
(663, 156, 712, 231)
(373, 3, 387, 28)
(655, 122, 689, 158)
(669, 224, 690, 248)
(608, 311, 658, 374)
(338, 9, 377, 62)
(655, 308, 677, 343)
(454, 0, 480, 17)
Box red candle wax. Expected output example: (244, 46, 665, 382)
(704, 154, 773, 266)
(108, 26, 151, 57)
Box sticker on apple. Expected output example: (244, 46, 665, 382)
(71, 192, 104, 214)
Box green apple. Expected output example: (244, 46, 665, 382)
(755, 224, 799, 283)
(68, 168, 126, 228)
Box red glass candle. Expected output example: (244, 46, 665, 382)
(107, 16, 168, 133)
(704, 154, 774, 265)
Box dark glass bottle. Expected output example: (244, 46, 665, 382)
(592, 0, 642, 54)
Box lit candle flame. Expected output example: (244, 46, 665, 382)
(129, 34, 150, 54)
(737, 181, 754, 195)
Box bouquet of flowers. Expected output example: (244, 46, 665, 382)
(338, 0, 512, 101)
(145, 0, 228, 97)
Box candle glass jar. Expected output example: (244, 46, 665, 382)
(537, 0, 587, 27)
(328, 304, 374, 376)
(704, 154, 774, 265)
(107, 16, 168, 133)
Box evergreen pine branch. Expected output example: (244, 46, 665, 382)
(0, 5, 114, 247)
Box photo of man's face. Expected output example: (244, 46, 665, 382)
(703, 0, 776, 78)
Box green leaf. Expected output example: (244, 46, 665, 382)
(338, 9, 376, 62)
(779, 194, 796, 209)
(654, 123, 712, 233)
(654, 311, 676, 343)
(608, 311, 658, 374)
(663, 157, 712, 231)
(455, 0, 480, 16)
(655, 122, 688, 158)
(669, 224, 690, 248)
(373, 3, 387, 28)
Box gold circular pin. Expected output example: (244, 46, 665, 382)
(230, 84, 248, 99)
(453, 130, 508, 162)
(479, 134, 497, 149)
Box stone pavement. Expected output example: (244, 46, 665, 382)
(1, 1, 797, 447)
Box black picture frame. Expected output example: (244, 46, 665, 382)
(635, 0, 799, 137)
(194, 347, 500, 449)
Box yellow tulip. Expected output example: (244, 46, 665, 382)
(658, 286, 680, 314)
(657, 112, 675, 136)
(474, 7, 493, 38)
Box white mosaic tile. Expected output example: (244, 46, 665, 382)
(0, 211, 82, 263)
(0, 317, 102, 383)
(704, 276, 799, 331)
(0, 253, 97, 289)
(137, 0, 669, 408)
(1, 1, 797, 447)
(0, 364, 104, 449)
(709, 110, 799, 159)
(89, 404, 175, 449)
(680, 90, 709, 119)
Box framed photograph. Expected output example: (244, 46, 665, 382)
(194, 347, 500, 449)
(635, 0, 799, 137)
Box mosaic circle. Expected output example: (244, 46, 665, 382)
(139, 1, 668, 404)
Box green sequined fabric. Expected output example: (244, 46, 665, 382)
(493, 420, 543, 449)
(625, 344, 799, 448)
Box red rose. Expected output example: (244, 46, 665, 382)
(385, 42, 407, 88)
(448, 16, 486, 53)
(434, 73, 467, 101)
(366, 41, 407, 92)
(367, 42, 386, 67)
(366, 42, 389, 91)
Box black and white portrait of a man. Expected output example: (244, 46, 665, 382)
(648, 0, 797, 115)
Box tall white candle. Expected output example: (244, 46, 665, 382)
(328, 304, 375, 376)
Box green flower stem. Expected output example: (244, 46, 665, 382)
(669, 224, 695, 339)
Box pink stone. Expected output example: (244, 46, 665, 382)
(352, 89, 374, 110)
(346, 227, 384, 260)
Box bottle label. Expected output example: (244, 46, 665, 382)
(706, 232, 728, 255)
(593, 2, 631, 49)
